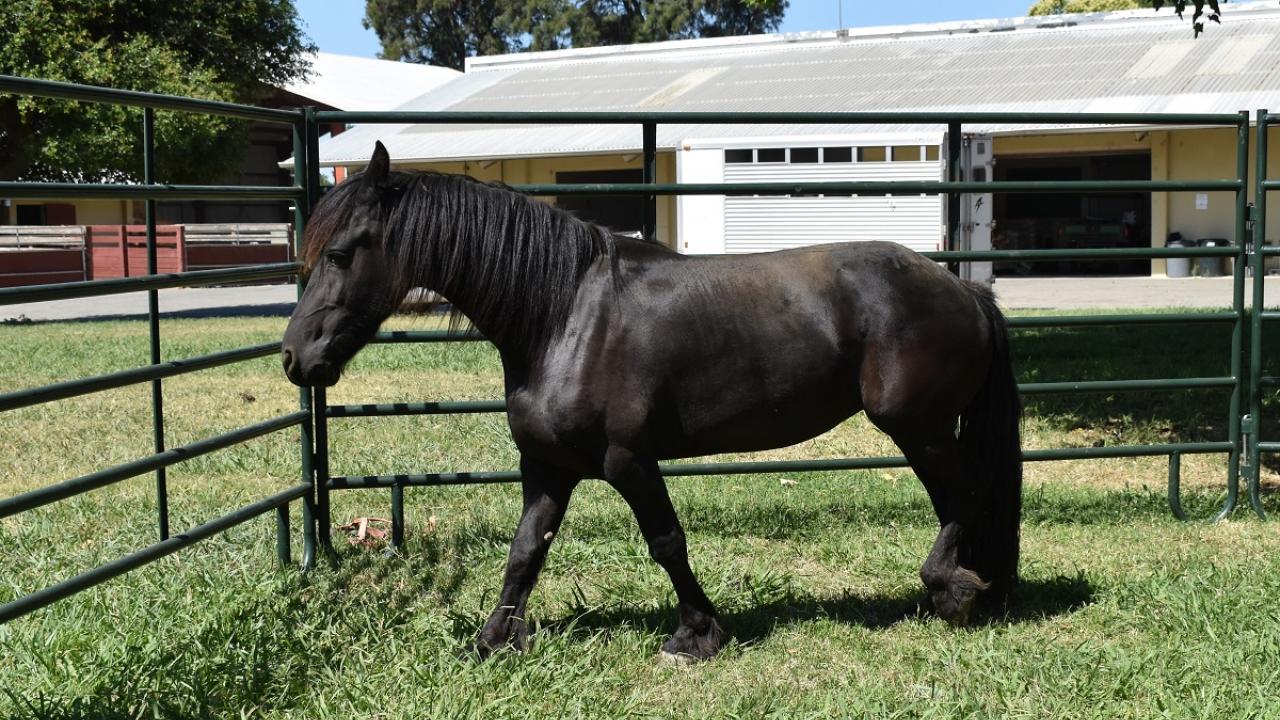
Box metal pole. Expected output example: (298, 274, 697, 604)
(314, 385, 337, 566)
(275, 505, 291, 565)
(1250, 110, 1270, 520)
(391, 483, 405, 550)
(1167, 453, 1185, 520)
(1218, 111, 1250, 521)
(302, 107, 338, 566)
(643, 122, 657, 244)
(946, 122, 962, 276)
(143, 107, 169, 541)
(292, 120, 318, 570)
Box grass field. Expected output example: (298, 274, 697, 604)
(1, 311, 1279, 719)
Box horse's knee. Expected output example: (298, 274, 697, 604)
(648, 527, 687, 566)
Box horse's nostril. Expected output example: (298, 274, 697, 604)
(282, 347, 295, 374)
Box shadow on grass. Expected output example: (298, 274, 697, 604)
(0, 530, 481, 720)
(543, 573, 1095, 650)
(1016, 320, 1280, 450)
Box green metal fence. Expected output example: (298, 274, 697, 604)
(1248, 109, 1277, 521)
(0, 76, 316, 623)
(0, 74, 1269, 624)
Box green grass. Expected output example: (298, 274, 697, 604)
(1, 312, 1279, 719)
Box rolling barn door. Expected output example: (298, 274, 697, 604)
(722, 148, 943, 254)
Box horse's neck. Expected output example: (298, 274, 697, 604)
(425, 208, 554, 358)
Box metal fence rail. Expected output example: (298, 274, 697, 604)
(0, 74, 316, 624)
(0, 73, 1272, 625)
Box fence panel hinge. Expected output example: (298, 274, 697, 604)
(1240, 413, 1256, 473)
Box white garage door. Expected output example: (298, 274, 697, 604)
(722, 148, 943, 255)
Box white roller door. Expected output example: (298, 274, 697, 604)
(723, 159, 943, 254)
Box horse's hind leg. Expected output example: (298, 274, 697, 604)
(887, 424, 992, 625)
(474, 455, 579, 657)
(604, 446, 725, 662)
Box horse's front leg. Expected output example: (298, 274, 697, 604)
(604, 445, 726, 662)
(474, 456, 579, 658)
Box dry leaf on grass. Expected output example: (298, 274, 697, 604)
(337, 516, 391, 546)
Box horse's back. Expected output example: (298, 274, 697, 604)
(594, 240, 990, 456)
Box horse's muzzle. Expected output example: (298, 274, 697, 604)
(281, 346, 341, 387)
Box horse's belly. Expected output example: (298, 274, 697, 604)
(655, 382, 862, 459)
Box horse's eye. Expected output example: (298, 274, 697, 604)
(326, 250, 351, 269)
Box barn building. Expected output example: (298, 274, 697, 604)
(314, 1, 1280, 278)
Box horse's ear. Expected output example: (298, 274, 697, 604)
(364, 141, 390, 188)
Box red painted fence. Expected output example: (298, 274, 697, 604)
(0, 225, 293, 288)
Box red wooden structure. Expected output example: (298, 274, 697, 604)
(0, 225, 293, 287)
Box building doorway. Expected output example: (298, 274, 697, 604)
(993, 152, 1150, 276)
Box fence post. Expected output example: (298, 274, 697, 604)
(143, 107, 170, 541)
(1250, 109, 1269, 519)
(643, 122, 657, 244)
(293, 115, 319, 571)
(117, 225, 129, 278)
(305, 107, 339, 566)
(1209, 110, 1252, 521)
(946, 122, 962, 275)
(175, 225, 187, 273)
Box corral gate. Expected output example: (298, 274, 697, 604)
(0, 75, 1271, 624)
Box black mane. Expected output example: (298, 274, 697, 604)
(304, 170, 641, 353)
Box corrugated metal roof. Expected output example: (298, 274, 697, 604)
(284, 52, 459, 111)
(315, 1, 1280, 167)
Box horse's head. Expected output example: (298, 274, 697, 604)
(282, 142, 400, 387)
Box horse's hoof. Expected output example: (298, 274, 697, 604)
(931, 567, 988, 626)
(932, 589, 974, 626)
(658, 650, 699, 666)
(660, 617, 726, 661)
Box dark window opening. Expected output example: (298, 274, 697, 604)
(15, 205, 45, 225)
(791, 147, 819, 163)
(757, 148, 785, 163)
(823, 147, 853, 163)
(726, 149, 753, 163)
(555, 169, 644, 235)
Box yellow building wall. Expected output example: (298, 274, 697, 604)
(2, 199, 130, 226)
(994, 127, 1276, 276)
(397, 153, 680, 249)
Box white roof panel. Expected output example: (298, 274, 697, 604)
(284, 52, 459, 111)
(314, 2, 1280, 167)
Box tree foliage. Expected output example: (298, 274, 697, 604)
(0, 0, 315, 182)
(1028, 0, 1156, 14)
(364, 0, 788, 71)
(1028, 0, 1223, 35)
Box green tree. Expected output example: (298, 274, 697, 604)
(362, 0, 524, 71)
(364, 0, 788, 70)
(1029, 0, 1156, 13)
(1028, 0, 1223, 35)
(0, 0, 315, 182)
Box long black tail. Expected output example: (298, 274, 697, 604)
(959, 283, 1023, 607)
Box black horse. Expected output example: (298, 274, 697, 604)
(282, 142, 1022, 662)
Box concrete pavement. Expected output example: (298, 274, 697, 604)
(4, 276, 1280, 323)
